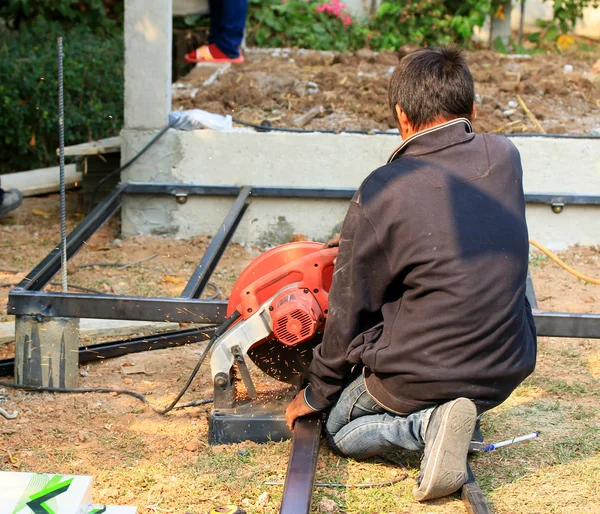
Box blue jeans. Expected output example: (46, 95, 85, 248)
(209, 0, 248, 58)
(325, 371, 435, 459)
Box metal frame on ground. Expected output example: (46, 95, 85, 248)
(7, 182, 600, 338)
(4, 182, 600, 514)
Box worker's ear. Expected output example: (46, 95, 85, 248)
(395, 104, 412, 137)
(471, 101, 477, 121)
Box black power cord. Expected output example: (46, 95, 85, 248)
(87, 120, 176, 214)
(0, 310, 241, 415)
(232, 117, 600, 139)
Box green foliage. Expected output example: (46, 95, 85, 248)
(246, 0, 363, 51)
(246, 0, 492, 52)
(367, 0, 491, 49)
(0, 20, 123, 173)
(545, 0, 599, 34)
(0, 0, 123, 33)
(527, 0, 599, 47)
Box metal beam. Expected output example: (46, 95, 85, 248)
(7, 291, 228, 324)
(124, 183, 600, 206)
(462, 463, 491, 514)
(15, 183, 125, 291)
(125, 183, 357, 200)
(280, 415, 322, 514)
(533, 311, 600, 338)
(525, 194, 600, 206)
(181, 187, 251, 299)
(0, 326, 216, 377)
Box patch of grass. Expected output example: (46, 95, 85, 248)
(529, 254, 550, 268)
(525, 375, 597, 396)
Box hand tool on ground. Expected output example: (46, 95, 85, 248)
(208, 241, 337, 444)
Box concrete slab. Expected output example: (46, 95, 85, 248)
(0, 319, 180, 346)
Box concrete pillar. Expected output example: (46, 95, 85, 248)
(124, 0, 172, 130)
(15, 316, 80, 388)
(491, 1, 513, 47)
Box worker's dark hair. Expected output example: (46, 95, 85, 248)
(388, 46, 475, 130)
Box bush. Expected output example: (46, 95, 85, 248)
(0, 20, 123, 173)
(367, 0, 490, 49)
(0, 0, 123, 33)
(246, 0, 364, 51)
(246, 0, 492, 52)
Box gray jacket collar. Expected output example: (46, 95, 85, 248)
(387, 118, 474, 163)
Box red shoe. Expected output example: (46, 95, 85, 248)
(184, 44, 244, 64)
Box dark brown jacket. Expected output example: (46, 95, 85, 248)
(305, 119, 537, 415)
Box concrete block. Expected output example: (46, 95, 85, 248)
(15, 316, 79, 388)
(0, 471, 92, 514)
(120, 129, 600, 249)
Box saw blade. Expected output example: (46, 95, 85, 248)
(247, 336, 321, 386)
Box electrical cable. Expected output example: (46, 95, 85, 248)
(0, 310, 241, 415)
(529, 238, 600, 285)
(232, 117, 600, 139)
(232, 118, 394, 135)
(87, 120, 175, 213)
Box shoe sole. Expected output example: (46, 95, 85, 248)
(413, 398, 477, 501)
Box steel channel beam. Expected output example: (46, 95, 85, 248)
(125, 183, 357, 199)
(0, 326, 216, 377)
(525, 194, 600, 206)
(7, 291, 228, 324)
(182, 187, 251, 299)
(280, 415, 322, 514)
(462, 463, 491, 514)
(125, 183, 600, 206)
(533, 311, 600, 338)
(15, 183, 125, 291)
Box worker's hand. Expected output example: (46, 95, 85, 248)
(285, 389, 316, 431)
(322, 234, 341, 249)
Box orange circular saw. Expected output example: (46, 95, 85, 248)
(210, 241, 337, 390)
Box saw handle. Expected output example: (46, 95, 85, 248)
(238, 247, 337, 320)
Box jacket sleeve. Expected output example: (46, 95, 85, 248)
(304, 198, 392, 411)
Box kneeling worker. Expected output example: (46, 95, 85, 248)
(286, 46, 537, 501)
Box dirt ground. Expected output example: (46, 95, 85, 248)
(173, 47, 600, 135)
(1, 194, 599, 513)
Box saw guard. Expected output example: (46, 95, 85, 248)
(227, 242, 336, 320)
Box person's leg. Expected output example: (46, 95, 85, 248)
(325, 371, 477, 502)
(413, 397, 477, 501)
(207, 0, 247, 58)
(325, 372, 433, 459)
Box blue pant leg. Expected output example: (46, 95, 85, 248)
(325, 372, 434, 459)
(208, 0, 248, 57)
(325, 372, 368, 437)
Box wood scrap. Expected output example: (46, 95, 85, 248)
(292, 106, 324, 128)
(120, 363, 146, 375)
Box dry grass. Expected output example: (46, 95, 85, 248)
(1, 196, 600, 512)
